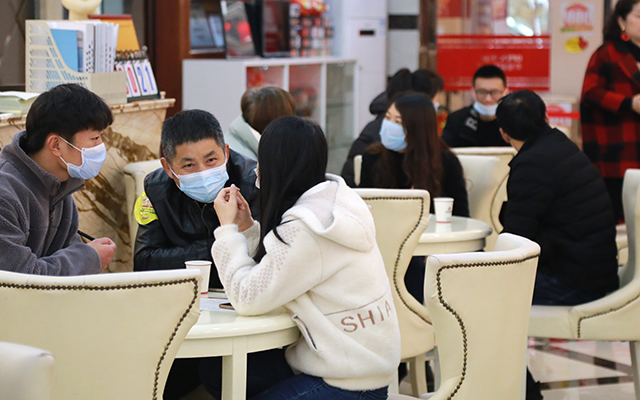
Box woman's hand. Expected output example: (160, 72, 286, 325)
(632, 94, 640, 114)
(214, 185, 239, 226)
(234, 189, 254, 232)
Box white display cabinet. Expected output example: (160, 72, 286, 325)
(183, 57, 358, 174)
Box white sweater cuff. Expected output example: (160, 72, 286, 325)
(214, 224, 239, 239)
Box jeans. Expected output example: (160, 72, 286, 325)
(199, 348, 294, 400)
(251, 374, 389, 400)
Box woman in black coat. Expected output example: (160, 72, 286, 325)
(359, 92, 469, 303)
(360, 92, 469, 218)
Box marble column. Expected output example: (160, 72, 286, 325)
(0, 98, 175, 272)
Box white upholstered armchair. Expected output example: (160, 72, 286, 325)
(452, 147, 516, 249)
(529, 168, 640, 399)
(355, 188, 433, 396)
(123, 159, 163, 250)
(423, 233, 540, 400)
(0, 341, 54, 400)
(0, 269, 201, 400)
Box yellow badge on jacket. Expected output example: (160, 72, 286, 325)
(134, 191, 158, 225)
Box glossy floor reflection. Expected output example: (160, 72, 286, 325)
(529, 338, 635, 399)
(398, 339, 636, 399)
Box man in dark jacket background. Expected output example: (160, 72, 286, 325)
(133, 109, 259, 286)
(133, 109, 259, 399)
(441, 64, 511, 148)
(497, 90, 618, 400)
(498, 90, 618, 304)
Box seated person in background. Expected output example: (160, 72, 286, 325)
(441, 64, 510, 148)
(498, 90, 618, 304)
(133, 109, 259, 400)
(205, 116, 400, 400)
(224, 86, 296, 160)
(134, 109, 259, 287)
(359, 92, 469, 303)
(342, 68, 416, 187)
(0, 83, 116, 275)
(497, 90, 619, 400)
(342, 69, 447, 187)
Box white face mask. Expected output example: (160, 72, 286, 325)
(171, 163, 229, 203)
(59, 137, 107, 180)
(433, 101, 440, 111)
(473, 101, 498, 117)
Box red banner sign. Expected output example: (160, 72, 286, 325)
(438, 0, 462, 18)
(437, 35, 551, 91)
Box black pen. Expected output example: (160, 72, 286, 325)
(78, 230, 95, 241)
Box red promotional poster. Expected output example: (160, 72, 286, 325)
(437, 35, 551, 91)
(438, 0, 462, 18)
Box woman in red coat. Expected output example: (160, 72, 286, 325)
(581, 0, 640, 222)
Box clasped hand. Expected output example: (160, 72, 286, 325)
(214, 184, 254, 232)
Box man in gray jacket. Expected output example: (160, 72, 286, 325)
(0, 84, 116, 275)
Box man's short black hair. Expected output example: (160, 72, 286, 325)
(496, 90, 548, 142)
(23, 84, 113, 154)
(161, 109, 225, 164)
(473, 64, 507, 87)
(412, 69, 445, 99)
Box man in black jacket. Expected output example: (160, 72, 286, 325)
(497, 90, 619, 400)
(133, 109, 258, 399)
(441, 64, 511, 148)
(498, 90, 618, 304)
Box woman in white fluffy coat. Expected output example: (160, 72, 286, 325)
(211, 116, 401, 400)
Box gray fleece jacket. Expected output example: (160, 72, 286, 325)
(0, 131, 100, 275)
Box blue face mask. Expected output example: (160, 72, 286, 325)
(59, 137, 107, 180)
(380, 119, 407, 152)
(171, 162, 229, 203)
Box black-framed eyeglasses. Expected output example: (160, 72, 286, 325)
(474, 89, 504, 99)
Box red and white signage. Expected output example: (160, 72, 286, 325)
(437, 35, 551, 91)
(560, 3, 595, 34)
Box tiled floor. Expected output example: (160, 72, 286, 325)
(398, 339, 637, 399)
(185, 338, 638, 399)
(529, 338, 636, 399)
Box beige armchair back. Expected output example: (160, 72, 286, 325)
(0, 341, 54, 400)
(452, 147, 516, 249)
(0, 269, 200, 400)
(123, 160, 163, 250)
(424, 233, 539, 400)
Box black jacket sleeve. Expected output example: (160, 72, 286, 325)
(358, 151, 379, 188)
(133, 220, 214, 272)
(441, 151, 470, 217)
(441, 113, 463, 148)
(341, 115, 384, 187)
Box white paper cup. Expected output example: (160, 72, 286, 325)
(185, 260, 212, 295)
(434, 197, 454, 223)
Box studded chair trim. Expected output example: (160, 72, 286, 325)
(435, 254, 539, 399)
(0, 277, 199, 400)
(360, 195, 429, 324)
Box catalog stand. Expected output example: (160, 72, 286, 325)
(25, 20, 127, 105)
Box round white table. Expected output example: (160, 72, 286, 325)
(413, 215, 493, 256)
(176, 306, 300, 400)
